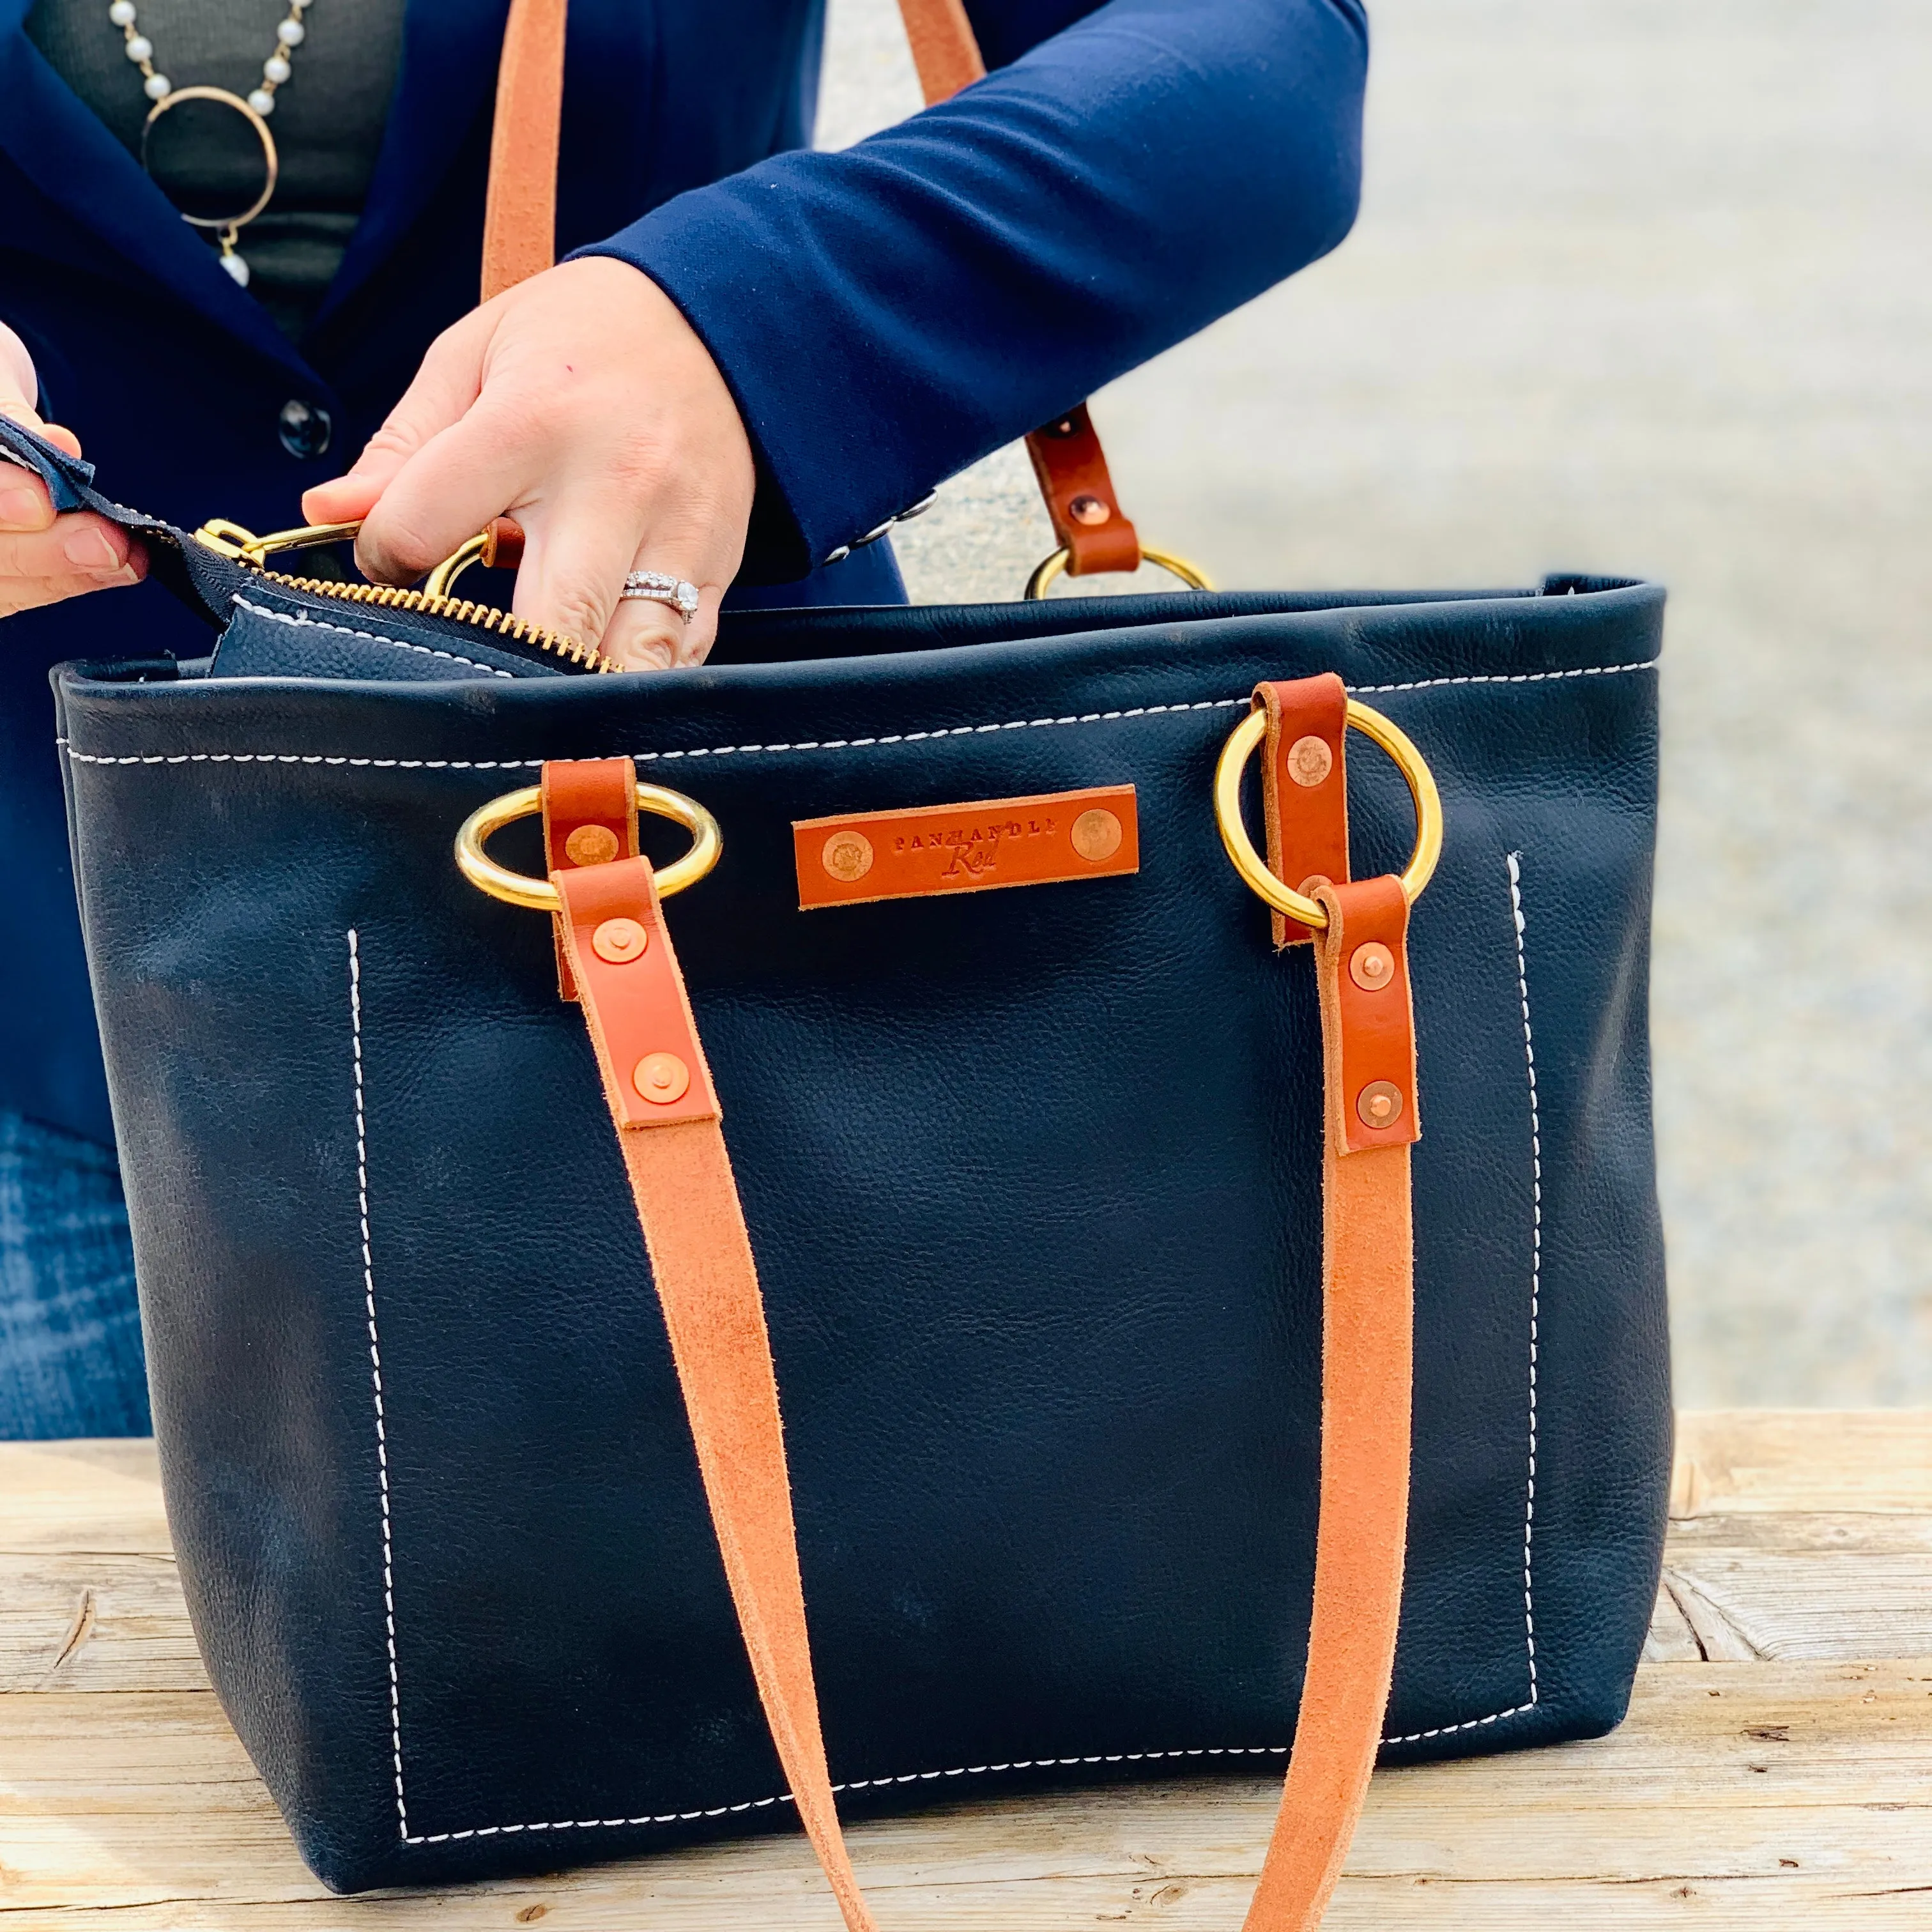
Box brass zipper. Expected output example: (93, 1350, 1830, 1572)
(252, 567, 613, 672)
(194, 518, 613, 673)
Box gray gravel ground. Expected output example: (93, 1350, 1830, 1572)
(818, 0, 1932, 1405)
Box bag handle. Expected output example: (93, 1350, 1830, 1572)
(457, 703, 1422, 1931)
(479, 0, 1151, 583)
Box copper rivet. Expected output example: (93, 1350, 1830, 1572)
(1068, 494, 1112, 526)
(1349, 942, 1395, 992)
(565, 824, 620, 867)
(1356, 1080, 1404, 1130)
(1070, 808, 1123, 862)
(634, 1052, 691, 1105)
(1287, 735, 1333, 788)
(591, 917, 648, 965)
(822, 831, 874, 883)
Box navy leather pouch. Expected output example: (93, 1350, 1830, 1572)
(15, 414, 1671, 1894)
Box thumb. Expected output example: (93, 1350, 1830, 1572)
(300, 305, 491, 526)
(0, 321, 82, 458)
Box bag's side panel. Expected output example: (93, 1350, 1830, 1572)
(59, 583, 1667, 1891)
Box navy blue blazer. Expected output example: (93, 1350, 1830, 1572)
(0, 0, 1366, 1144)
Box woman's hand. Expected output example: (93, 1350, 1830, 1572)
(0, 322, 146, 619)
(302, 258, 756, 672)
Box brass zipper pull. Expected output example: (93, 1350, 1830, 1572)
(191, 517, 610, 672)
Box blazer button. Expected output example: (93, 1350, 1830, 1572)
(277, 399, 332, 459)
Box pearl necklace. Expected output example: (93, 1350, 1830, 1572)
(111, 0, 318, 288)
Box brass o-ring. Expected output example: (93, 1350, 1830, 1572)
(455, 782, 721, 912)
(1213, 700, 1443, 930)
(1023, 545, 1215, 601)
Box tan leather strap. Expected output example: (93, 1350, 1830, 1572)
(898, 0, 987, 102)
(480, 0, 1144, 576)
(553, 839, 882, 1932)
(480, 0, 568, 300)
(544, 739, 1414, 1931)
(1245, 874, 1415, 1928)
(889, 4, 1142, 577)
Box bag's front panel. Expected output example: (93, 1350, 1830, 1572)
(59, 586, 1667, 1889)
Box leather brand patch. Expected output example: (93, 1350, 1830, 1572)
(793, 786, 1138, 909)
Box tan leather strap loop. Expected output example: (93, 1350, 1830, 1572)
(1023, 406, 1143, 578)
(1256, 675, 1351, 949)
(480, 0, 1143, 571)
(541, 756, 638, 1001)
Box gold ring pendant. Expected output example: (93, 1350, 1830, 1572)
(1213, 700, 1443, 929)
(455, 783, 723, 912)
(141, 86, 279, 278)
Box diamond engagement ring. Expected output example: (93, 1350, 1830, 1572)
(620, 571, 700, 622)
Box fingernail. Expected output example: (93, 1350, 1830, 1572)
(63, 525, 123, 572)
(0, 485, 45, 528)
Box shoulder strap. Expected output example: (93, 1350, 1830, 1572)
(480, 0, 1144, 578)
(547, 742, 1413, 1932)
(480, 0, 569, 303)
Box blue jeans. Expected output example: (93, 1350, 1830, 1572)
(0, 1110, 149, 1438)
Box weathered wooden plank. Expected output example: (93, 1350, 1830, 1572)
(0, 1554, 207, 1693)
(0, 1438, 174, 1557)
(1660, 1552, 1932, 1660)
(1673, 1411, 1932, 1517)
(1641, 1572, 1703, 1662)
(2, 1662, 1930, 1928)
(1665, 1510, 1932, 1554)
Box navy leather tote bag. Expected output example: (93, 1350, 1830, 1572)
(9, 0, 1667, 1917)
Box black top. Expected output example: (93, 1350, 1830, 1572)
(26, 0, 402, 340)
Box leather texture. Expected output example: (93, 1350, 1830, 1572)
(0, 0, 1366, 1145)
(792, 785, 1138, 908)
(54, 548, 1671, 1894)
(1258, 675, 1350, 949)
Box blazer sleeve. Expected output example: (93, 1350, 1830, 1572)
(574, 0, 1368, 584)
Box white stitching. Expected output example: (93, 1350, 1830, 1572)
(1380, 854, 1545, 1745)
(233, 596, 516, 679)
(398, 1747, 1319, 1844)
(1510, 854, 1542, 1692)
(1350, 659, 1653, 694)
(365, 855, 1555, 1841)
(349, 932, 410, 1839)
(59, 657, 1659, 770)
